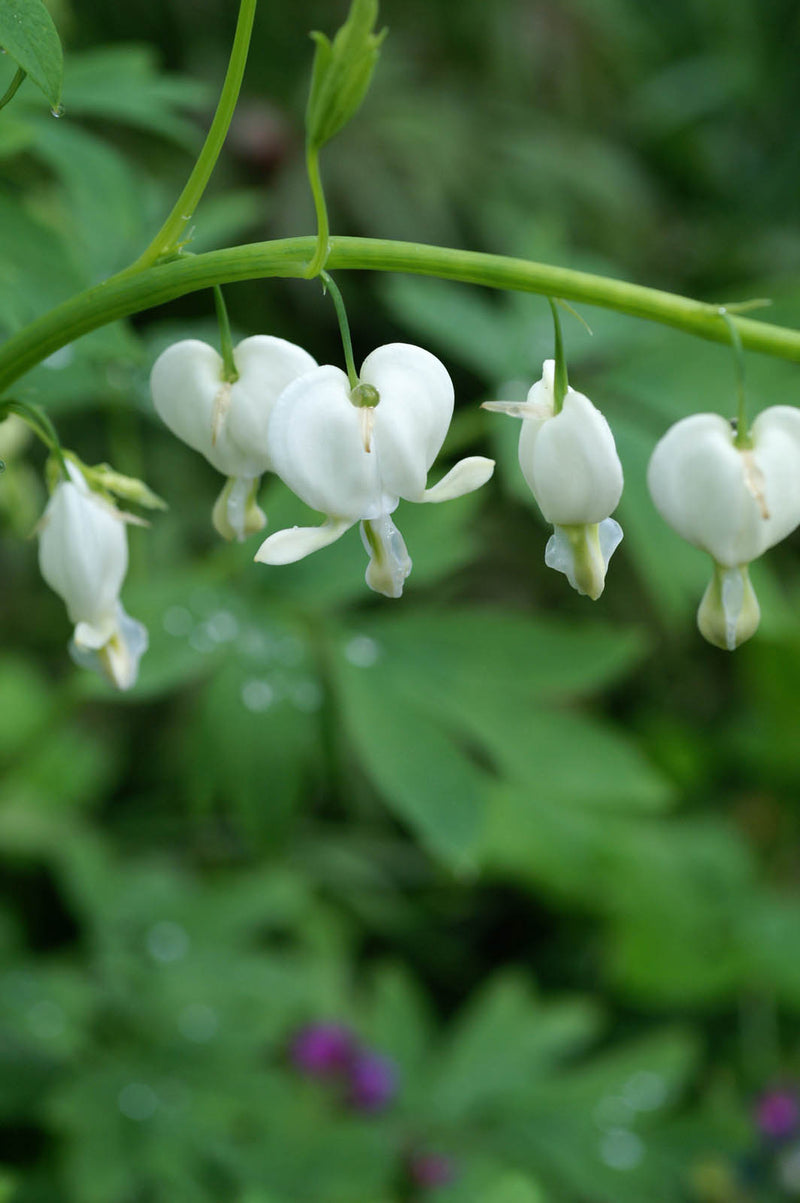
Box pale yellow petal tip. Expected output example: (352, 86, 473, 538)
(697, 564, 760, 650)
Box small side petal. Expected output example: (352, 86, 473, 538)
(420, 456, 495, 503)
(254, 519, 353, 565)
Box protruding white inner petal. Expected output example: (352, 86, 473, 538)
(254, 519, 353, 565)
(421, 456, 496, 503)
(360, 514, 412, 598)
(544, 518, 623, 599)
(69, 604, 148, 691)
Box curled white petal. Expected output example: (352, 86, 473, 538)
(150, 336, 317, 478)
(421, 456, 495, 502)
(647, 408, 800, 566)
(254, 519, 353, 565)
(544, 518, 623, 599)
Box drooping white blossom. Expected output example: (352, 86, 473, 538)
(38, 464, 147, 689)
(255, 343, 495, 597)
(484, 360, 624, 598)
(648, 406, 800, 649)
(150, 335, 317, 541)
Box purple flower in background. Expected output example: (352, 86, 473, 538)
(755, 1088, 800, 1140)
(347, 1049, 399, 1113)
(408, 1151, 457, 1190)
(290, 1023, 356, 1078)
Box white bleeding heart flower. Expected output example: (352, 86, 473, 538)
(150, 335, 317, 541)
(254, 343, 495, 597)
(38, 463, 148, 690)
(648, 406, 800, 649)
(484, 360, 624, 599)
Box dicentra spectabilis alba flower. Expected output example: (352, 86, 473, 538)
(150, 335, 317, 541)
(38, 463, 147, 690)
(647, 407, 800, 650)
(254, 343, 495, 597)
(484, 360, 623, 599)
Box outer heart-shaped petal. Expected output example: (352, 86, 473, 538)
(647, 407, 800, 566)
(267, 365, 394, 520)
(518, 386, 624, 525)
(266, 344, 455, 521)
(359, 343, 455, 500)
(39, 467, 127, 643)
(150, 336, 317, 478)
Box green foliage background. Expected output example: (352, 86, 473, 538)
(2, 0, 800, 1199)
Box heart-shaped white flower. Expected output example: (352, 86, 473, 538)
(38, 463, 147, 689)
(647, 406, 800, 648)
(150, 335, 317, 540)
(255, 343, 495, 597)
(483, 360, 624, 598)
(647, 408, 800, 567)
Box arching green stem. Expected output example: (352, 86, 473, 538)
(124, 0, 257, 273)
(321, 270, 358, 386)
(3, 237, 800, 395)
(548, 297, 568, 413)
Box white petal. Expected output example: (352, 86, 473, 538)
(481, 399, 551, 420)
(647, 409, 800, 566)
(150, 336, 317, 478)
(421, 456, 495, 502)
(360, 343, 455, 500)
(520, 388, 623, 524)
(544, 518, 623, 599)
(697, 564, 760, 651)
(361, 515, 413, 598)
(254, 519, 353, 565)
(211, 475, 266, 542)
(267, 365, 394, 520)
(70, 603, 148, 691)
(38, 475, 128, 629)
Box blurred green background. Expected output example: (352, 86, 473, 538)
(2, 0, 800, 1199)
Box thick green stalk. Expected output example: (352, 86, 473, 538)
(2, 236, 800, 394)
(124, 0, 257, 273)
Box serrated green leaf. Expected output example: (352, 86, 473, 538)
(0, 0, 63, 108)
